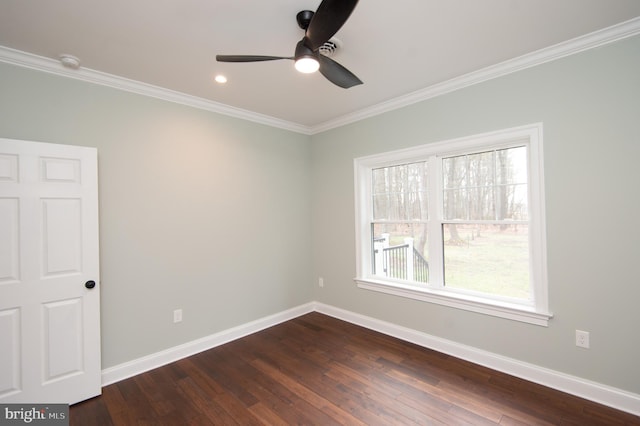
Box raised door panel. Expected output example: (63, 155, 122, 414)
(41, 198, 82, 277)
(43, 299, 83, 382)
(40, 158, 81, 184)
(0, 308, 21, 398)
(0, 154, 18, 182)
(0, 198, 20, 284)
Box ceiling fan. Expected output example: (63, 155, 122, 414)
(216, 0, 362, 89)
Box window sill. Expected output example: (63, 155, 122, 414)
(354, 277, 552, 326)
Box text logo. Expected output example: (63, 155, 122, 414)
(1, 404, 68, 425)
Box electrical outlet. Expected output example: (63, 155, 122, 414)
(319, 277, 324, 288)
(173, 309, 183, 323)
(576, 330, 590, 348)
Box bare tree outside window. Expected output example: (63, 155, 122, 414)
(442, 146, 530, 299)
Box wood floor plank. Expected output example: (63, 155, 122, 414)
(325, 361, 449, 425)
(251, 358, 365, 426)
(70, 312, 640, 425)
(247, 402, 289, 426)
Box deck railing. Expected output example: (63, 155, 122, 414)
(373, 234, 429, 283)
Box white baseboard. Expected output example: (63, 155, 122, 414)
(101, 303, 315, 386)
(312, 302, 640, 417)
(101, 301, 640, 417)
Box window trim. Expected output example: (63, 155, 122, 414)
(354, 123, 552, 326)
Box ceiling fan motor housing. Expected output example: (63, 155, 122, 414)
(296, 10, 314, 30)
(295, 39, 317, 60)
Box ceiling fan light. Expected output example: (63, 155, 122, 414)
(295, 57, 320, 73)
(294, 39, 320, 74)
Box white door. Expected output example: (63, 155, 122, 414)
(0, 138, 101, 404)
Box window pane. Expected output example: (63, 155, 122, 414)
(442, 155, 467, 189)
(443, 147, 528, 221)
(372, 162, 428, 221)
(469, 186, 495, 220)
(443, 224, 531, 300)
(497, 146, 528, 185)
(496, 146, 529, 220)
(498, 183, 528, 220)
(443, 152, 496, 220)
(372, 223, 429, 284)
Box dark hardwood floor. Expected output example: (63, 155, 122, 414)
(71, 312, 640, 425)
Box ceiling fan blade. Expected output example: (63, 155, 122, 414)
(216, 55, 292, 63)
(305, 0, 359, 51)
(318, 55, 362, 89)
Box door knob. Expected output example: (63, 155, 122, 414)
(85, 280, 96, 289)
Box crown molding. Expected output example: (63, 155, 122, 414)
(310, 16, 640, 134)
(0, 46, 312, 135)
(1, 16, 639, 136)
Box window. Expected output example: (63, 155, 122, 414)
(354, 124, 551, 326)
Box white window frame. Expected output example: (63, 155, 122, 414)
(354, 123, 552, 326)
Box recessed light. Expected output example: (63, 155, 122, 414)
(214, 75, 227, 84)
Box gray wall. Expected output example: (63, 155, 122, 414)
(311, 35, 640, 394)
(1, 33, 639, 395)
(0, 63, 313, 368)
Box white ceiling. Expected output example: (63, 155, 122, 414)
(1, 0, 639, 132)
